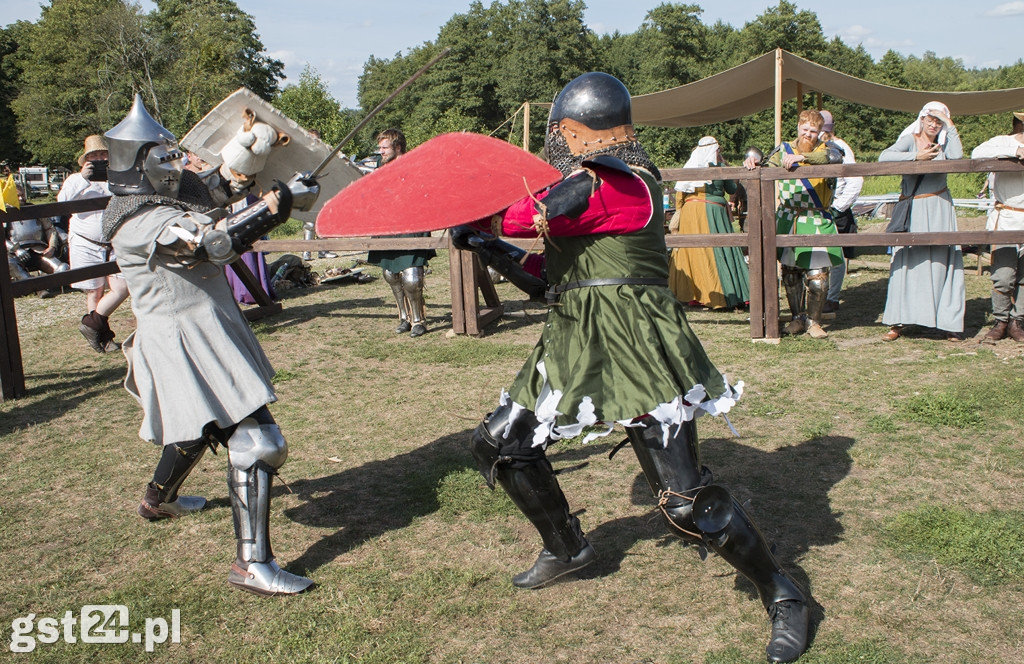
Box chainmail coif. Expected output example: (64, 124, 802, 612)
(546, 131, 661, 182)
(102, 170, 216, 242)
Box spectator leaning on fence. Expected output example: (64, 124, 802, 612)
(744, 109, 844, 340)
(971, 110, 1024, 344)
(878, 101, 965, 342)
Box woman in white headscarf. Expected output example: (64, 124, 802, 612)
(878, 101, 965, 341)
(668, 136, 749, 309)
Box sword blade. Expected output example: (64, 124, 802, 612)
(309, 47, 452, 179)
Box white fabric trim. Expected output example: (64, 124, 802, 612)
(504, 360, 744, 448)
(898, 101, 951, 144)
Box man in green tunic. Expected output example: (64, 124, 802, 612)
(365, 128, 435, 337)
(466, 73, 811, 663)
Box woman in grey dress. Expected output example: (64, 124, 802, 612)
(878, 101, 965, 341)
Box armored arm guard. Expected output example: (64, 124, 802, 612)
(823, 141, 845, 164)
(451, 227, 547, 302)
(199, 172, 320, 263)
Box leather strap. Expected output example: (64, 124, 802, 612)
(995, 202, 1024, 213)
(546, 277, 668, 303)
(900, 186, 947, 201)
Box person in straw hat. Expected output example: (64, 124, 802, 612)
(57, 133, 130, 353)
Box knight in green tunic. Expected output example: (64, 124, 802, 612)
(364, 129, 434, 337)
(464, 73, 811, 664)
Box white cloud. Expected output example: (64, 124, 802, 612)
(837, 24, 873, 42)
(986, 1, 1024, 16)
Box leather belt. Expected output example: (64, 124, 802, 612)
(546, 277, 668, 304)
(899, 186, 948, 201)
(995, 202, 1024, 213)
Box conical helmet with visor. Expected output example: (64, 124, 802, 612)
(105, 93, 184, 197)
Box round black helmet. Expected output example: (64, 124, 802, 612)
(548, 72, 632, 130)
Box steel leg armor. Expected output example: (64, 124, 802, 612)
(471, 403, 595, 588)
(226, 414, 313, 596)
(138, 438, 209, 520)
(302, 221, 315, 260)
(383, 266, 426, 335)
(401, 266, 427, 335)
(804, 268, 830, 329)
(382, 268, 411, 332)
(781, 266, 806, 323)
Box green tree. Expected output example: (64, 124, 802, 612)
(901, 51, 968, 92)
(357, 0, 596, 152)
(11, 0, 151, 165)
(0, 22, 33, 165)
(148, 0, 284, 135)
(607, 4, 714, 165)
(738, 0, 827, 60)
(274, 65, 350, 145)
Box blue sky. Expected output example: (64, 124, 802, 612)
(7, 1, 1023, 108)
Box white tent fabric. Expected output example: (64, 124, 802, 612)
(632, 49, 1024, 128)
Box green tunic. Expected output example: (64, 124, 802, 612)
(506, 171, 740, 443)
(365, 232, 435, 272)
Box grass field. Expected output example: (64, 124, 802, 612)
(2, 235, 1022, 663)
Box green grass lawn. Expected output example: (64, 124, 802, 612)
(2, 249, 1022, 663)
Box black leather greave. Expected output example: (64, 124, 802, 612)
(470, 405, 586, 561)
(149, 438, 208, 503)
(627, 417, 711, 543)
(500, 459, 587, 561)
(692, 485, 805, 610)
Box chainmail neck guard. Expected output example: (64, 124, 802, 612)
(103, 170, 216, 241)
(546, 130, 661, 181)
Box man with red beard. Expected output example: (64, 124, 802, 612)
(745, 110, 844, 338)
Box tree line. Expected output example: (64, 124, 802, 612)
(3, 0, 1022, 173)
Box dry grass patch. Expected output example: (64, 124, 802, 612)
(2, 248, 1022, 662)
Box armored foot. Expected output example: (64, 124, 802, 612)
(228, 559, 314, 596)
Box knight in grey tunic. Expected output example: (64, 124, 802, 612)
(102, 93, 314, 596)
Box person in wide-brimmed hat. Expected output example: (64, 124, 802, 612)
(77, 134, 108, 166)
(57, 133, 130, 353)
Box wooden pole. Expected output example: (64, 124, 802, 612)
(774, 48, 783, 146)
(523, 102, 530, 153)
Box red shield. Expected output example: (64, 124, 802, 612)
(315, 132, 561, 237)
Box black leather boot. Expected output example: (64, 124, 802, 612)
(692, 485, 809, 663)
(498, 458, 594, 589)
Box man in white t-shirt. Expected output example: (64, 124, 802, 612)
(972, 111, 1024, 343)
(57, 134, 129, 353)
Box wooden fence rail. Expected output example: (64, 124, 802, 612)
(4, 157, 1024, 399)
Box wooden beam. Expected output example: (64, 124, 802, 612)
(775, 48, 783, 146)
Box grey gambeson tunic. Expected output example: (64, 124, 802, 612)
(111, 203, 277, 445)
